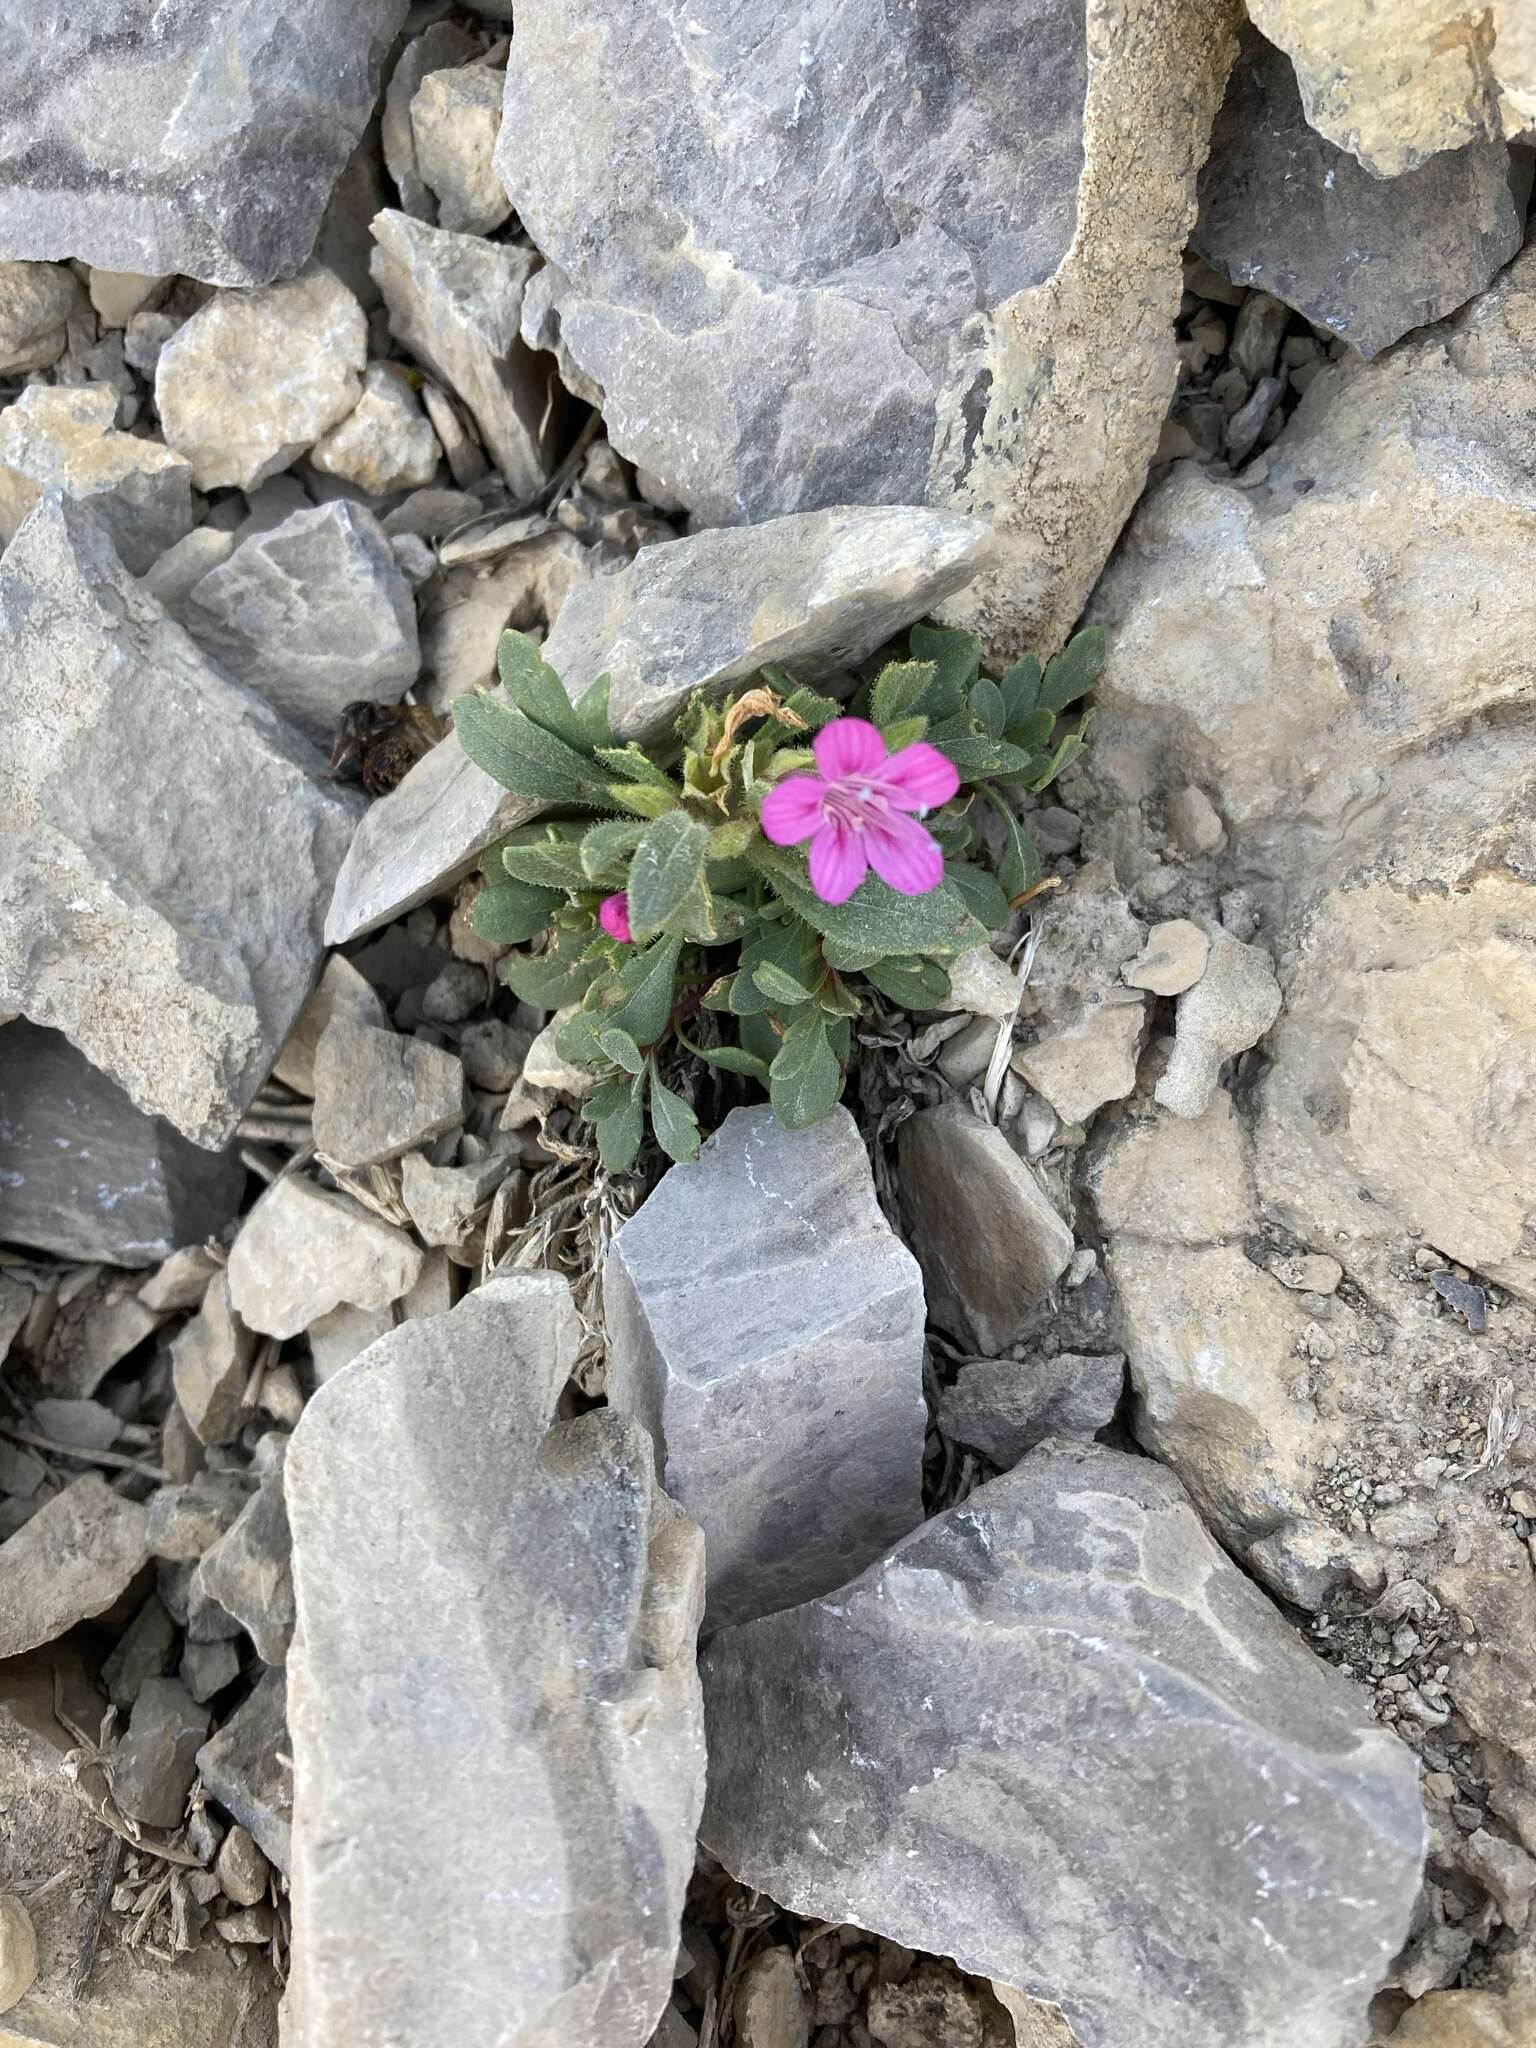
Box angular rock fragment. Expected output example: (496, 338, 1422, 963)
(184, 501, 420, 751)
(156, 265, 368, 491)
(196, 1479, 294, 1667)
(272, 955, 390, 1097)
(0, 1477, 149, 1659)
(197, 1668, 293, 1874)
(227, 1176, 424, 1341)
(1195, 28, 1530, 358)
(325, 503, 992, 940)
(0, 496, 360, 1148)
(411, 67, 510, 235)
(284, 1275, 706, 2047)
(1012, 996, 1146, 1126)
(311, 1017, 465, 1168)
(1155, 931, 1282, 1119)
(0, 384, 193, 573)
(1123, 919, 1210, 997)
(0, 260, 79, 374)
(217, 1826, 272, 1909)
(939, 1353, 1124, 1467)
(101, 1595, 178, 1710)
(399, 1149, 506, 1247)
(147, 1476, 249, 1563)
(305, 1302, 397, 1385)
(701, 1442, 1425, 2048)
(0, 1023, 244, 1267)
(897, 1106, 1073, 1354)
(371, 209, 554, 499)
(171, 1277, 256, 1447)
(382, 21, 480, 224)
(606, 1107, 926, 1632)
(0, 3, 408, 285)
(112, 1677, 210, 1830)
(310, 362, 443, 494)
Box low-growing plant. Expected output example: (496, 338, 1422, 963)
(453, 620, 1101, 1168)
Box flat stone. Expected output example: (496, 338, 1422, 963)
(100, 1596, 178, 1710)
(36, 1273, 161, 1400)
(0, 1023, 244, 1268)
(897, 1106, 1073, 1354)
(88, 268, 163, 328)
(216, 1826, 272, 1910)
(182, 1637, 243, 1706)
(0, 2, 408, 285)
(311, 1017, 466, 1169)
(0, 1477, 149, 1658)
(371, 209, 554, 500)
(938, 946, 1025, 1023)
(140, 524, 238, 621)
(1195, 29, 1529, 359)
(0, 383, 192, 573)
(283, 1274, 706, 2047)
(271, 955, 390, 1098)
(310, 361, 443, 495)
(227, 1175, 425, 1341)
(184, 501, 419, 752)
(1011, 997, 1146, 1126)
(195, 1479, 294, 1667)
(1165, 785, 1226, 857)
(1155, 932, 1282, 1120)
(382, 21, 480, 224)
(399, 1150, 506, 1248)
(1123, 918, 1211, 997)
(138, 1245, 223, 1316)
(0, 260, 79, 374)
(305, 1302, 397, 1385)
(606, 1106, 926, 1634)
(156, 265, 368, 491)
(0, 495, 360, 1148)
(1272, 1253, 1344, 1296)
(411, 67, 510, 236)
(938, 1353, 1124, 1467)
(700, 1442, 1425, 2048)
(196, 1668, 292, 1874)
(171, 1276, 256, 1447)
(111, 1677, 210, 1831)
(325, 503, 991, 941)
(30, 1397, 119, 1453)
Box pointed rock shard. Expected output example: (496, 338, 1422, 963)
(283, 1275, 705, 2048)
(605, 1105, 926, 1633)
(702, 1442, 1425, 2048)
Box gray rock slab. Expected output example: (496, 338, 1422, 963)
(101, 1595, 178, 1711)
(184, 501, 419, 753)
(897, 1105, 1073, 1353)
(195, 1478, 294, 1667)
(271, 954, 389, 1098)
(197, 1667, 292, 1874)
(938, 1352, 1124, 1466)
(497, 0, 1085, 525)
(324, 502, 992, 941)
(382, 22, 479, 223)
(0, 1476, 150, 1659)
(0, 1023, 244, 1268)
(0, 495, 361, 1149)
(227, 1175, 425, 1341)
(701, 1441, 1426, 2048)
(1155, 930, 1283, 1120)
(283, 1274, 706, 2048)
(0, 383, 192, 573)
(311, 1016, 466, 1169)
(1194, 26, 1531, 359)
(605, 1106, 926, 1633)
(111, 1676, 209, 1831)
(171, 1276, 256, 1447)
(0, 2, 408, 286)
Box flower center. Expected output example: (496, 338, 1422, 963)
(821, 778, 889, 834)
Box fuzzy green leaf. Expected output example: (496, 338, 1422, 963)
(709, 819, 756, 860)
(738, 1010, 782, 1070)
(555, 1007, 611, 1070)
(945, 861, 1012, 932)
(579, 1074, 635, 1122)
(769, 1011, 842, 1130)
(969, 679, 1007, 741)
(571, 671, 614, 751)
(750, 843, 984, 958)
(863, 957, 953, 1007)
(502, 947, 598, 1009)
(470, 878, 562, 946)
(1029, 718, 1091, 792)
(752, 960, 816, 1007)
(613, 936, 682, 1045)
(648, 1073, 701, 1162)
(978, 784, 1042, 900)
(580, 818, 646, 887)
(908, 624, 980, 719)
(606, 782, 679, 820)
(497, 630, 589, 748)
(872, 660, 936, 730)
(1039, 627, 1105, 713)
(1004, 707, 1056, 753)
(688, 1039, 771, 1080)
(595, 744, 678, 791)
(594, 1072, 647, 1172)
(499, 832, 591, 891)
(598, 1025, 644, 1074)
(820, 938, 884, 973)
(626, 812, 712, 942)
(998, 654, 1043, 724)
(880, 714, 929, 752)
(453, 690, 598, 804)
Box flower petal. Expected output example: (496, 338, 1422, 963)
(599, 892, 632, 943)
(880, 740, 960, 812)
(864, 810, 945, 896)
(813, 716, 886, 784)
(808, 821, 869, 905)
(759, 774, 826, 845)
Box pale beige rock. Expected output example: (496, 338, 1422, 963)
(0, 1477, 149, 1658)
(141, 523, 237, 618)
(227, 1177, 424, 1341)
(272, 955, 389, 1098)
(381, 20, 479, 223)
(0, 382, 192, 574)
(1089, 1091, 1255, 1247)
(310, 361, 442, 494)
(520, 1007, 598, 1100)
(0, 1893, 38, 2015)
(1123, 918, 1210, 996)
(734, 1948, 808, 2048)
(411, 67, 509, 235)
(1012, 996, 1145, 1125)
(1017, 857, 1146, 1037)
(992, 1984, 1083, 2047)
(1155, 931, 1281, 1119)
(1165, 783, 1225, 855)
(172, 1274, 256, 1446)
(307, 1301, 396, 1385)
(155, 264, 368, 491)
(311, 1016, 466, 1168)
(88, 269, 163, 327)
(1387, 1982, 1536, 2047)
(0, 261, 79, 374)
(940, 945, 1025, 1021)
(417, 531, 625, 712)
(138, 1244, 223, 1315)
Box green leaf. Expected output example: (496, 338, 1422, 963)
(708, 819, 756, 860)
(730, 918, 822, 1015)
(579, 1074, 635, 1122)
(685, 1038, 771, 1081)
(499, 831, 591, 891)
(502, 947, 598, 1009)
(648, 1073, 701, 1162)
(909, 624, 981, 719)
(597, 1025, 644, 1074)
(470, 878, 562, 946)
(769, 1011, 843, 1130)
(571, 671, 614, 751)
(998, 653, 1043, 725)
(969, 679, 1006, 741)
(594, 744, 678, 791)
(626, 812, 712, 942)
(1039, 626, 1105, 713)
(580, 818, 646, 887)
(1029, 717, 1091, 792)
(816, 975, 864, 1019)
(978, 784, 1042, 900)
(753, 960, 816, 1007)
(750, 843, 985, 958)
(879, 714, 929, 752)
(871, 660, 936, 729)
(606, 782, 679, 820)
(945, 861, 1012, 932)
(595, 1072, 647, 1172)
(555, 1007, 612, 1069)
(702, 972, 737, 1012)
(496, 630, 589, 748)
(738, 1010, 782, 1070)
(863, 957, 953, 1007)
(453, 690, 599, 804)
(613, 936, 682, 1045)
(1003, 707, 1056, 754)
(821, 938, 883, 973)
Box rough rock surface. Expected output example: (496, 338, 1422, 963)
(701, 1443, 1425, 2048)
(411, 66, 509, 236)
(1154, 931, 1281, 1119)
(0, 382, 193, 572)
(197, 1668, 292, 1874)
(0, 1022, 244, 1266)
(111, 1676, 209, 1830)
(898, 1106, 1074, 1354)
(1194, 28, 1530, 358)
(171, 1275, 256, 1447)
(325, 503, 992, 941)
(310, 1017, 466, 1168)
(284, 1276, 706, 2047)
(228, 1177, 424, 1342)
(156, 265, 368, 491)
(0, 1477, 149, 1659)
(605, 1107, 926, 1633)
(271, 956, 389, 1098)
(1012, 995, 1146, 1126)
(0, 1, 408, 285)
(0, 260, 79, 374)
(184, 502, 420, 751)
(502, 0, 1239, 661)
(197, 1479, 294, 1667)
(383, 22, 479, 223)
(939, 1352, 1125, 1467)
(310, 361, 443, 494)
(0, 494, 359, 1148)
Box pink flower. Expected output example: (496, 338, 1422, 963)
(599, 892, 632, 943)
(759, 718, 959, 905)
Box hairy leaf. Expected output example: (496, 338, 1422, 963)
(871, 660, 935, 730)
(497, 629, 589, 748)
(1039, 626, 1105, 713)
(945, 861, 1011, 932)
(752, 959, 816, 1007)
(579, 1074, 634, 1122)
(969, 678, 1006, 741)
(597, 1025, 644, 1074)
(687, 1038, 771, 1080)
(613, 936, 682, 1045)
(595, 744, 679, 791)
(453, 690, 598, 803)
(751, 843, 985, 958)
(649, 1073, 702, 1162)
(626, 812, 712, 942)
(594, 1072, 646, 1172)
(499, 832, 591, 891)
(502, 947, 597, 1009)
(769, 1011, 842, 1130)
(908, 623, 980, 719)
(470, 878, 561, 946)
(571, 671, 614, 751)
(606, 782, 679, 819)
(580, 818, 646, 887)
(998, 653, 1043, 725)
(863, 957, 952, 1007)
